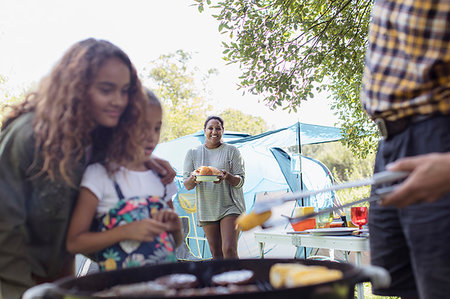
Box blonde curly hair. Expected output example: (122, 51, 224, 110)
(2, 38, 146, 187)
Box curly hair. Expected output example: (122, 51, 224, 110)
(2, 38, 146, 187)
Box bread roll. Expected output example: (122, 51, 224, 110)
(195, 166, 221, 175)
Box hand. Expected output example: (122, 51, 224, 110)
(146, 156, 176, 185)
(381, 153, 450, 208)
(121, 219, 169, 242)
(191, 173, 201, 184)
(183, 173, 200, 190)
(215, 170, 228, 184)
(153, 209, 181, 233)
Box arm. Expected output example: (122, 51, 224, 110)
(146, 156, 176, 185)
(0, 116, 37, 297)
(216, 146, 245, 188)
(184, 173, 200, 190)
(183, 149, 199, 190)
(216, 171, 241, 186)
(382, 152, 450, 208)
(66, 188, 170, 254)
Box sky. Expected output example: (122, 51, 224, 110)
(0, 0, 340, 129)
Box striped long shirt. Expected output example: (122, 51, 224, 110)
(183, 143, 245, 223)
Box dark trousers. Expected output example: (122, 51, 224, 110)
(369, 115, 450, 299)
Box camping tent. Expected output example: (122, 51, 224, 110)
(153, 122, 343, 259)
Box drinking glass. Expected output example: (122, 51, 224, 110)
(344, 207, 357, 228)
(351, 207, 368, 229)
(315, 209, 333, 229)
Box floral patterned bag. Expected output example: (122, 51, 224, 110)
(95, 181, 177, 271)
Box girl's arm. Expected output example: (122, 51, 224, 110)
(66, 188, 169, 255)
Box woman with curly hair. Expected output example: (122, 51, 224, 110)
(0, 38, 175, 298)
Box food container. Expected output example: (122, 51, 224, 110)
(24, 258, 390, 299)
(291, 207, 316, 231)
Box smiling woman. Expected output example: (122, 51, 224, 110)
(183, 115, 246, 260)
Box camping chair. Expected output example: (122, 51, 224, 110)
(175, 216, 203, 261)
(178, 193, 207, 259)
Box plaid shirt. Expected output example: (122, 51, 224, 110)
(361, 0, 450, 121)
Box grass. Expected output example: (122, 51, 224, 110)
(356, 282, 399, 299)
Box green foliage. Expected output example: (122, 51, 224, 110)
(142, 50, 214, 142)
(303, 141, 375, 204)
(195, 0, 379, 157)
(0, 75, 26, 128)
(360, 282, 399, 299)
(142, 50, 269, 142)
(219, 108, 268, 135)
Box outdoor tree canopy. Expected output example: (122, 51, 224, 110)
(195, 0, 379, 157)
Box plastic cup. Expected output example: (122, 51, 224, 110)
(344, 207, 358, 228)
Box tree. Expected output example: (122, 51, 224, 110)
(141, 50, 214, 142)
(195, 0, 378, 157)
(0, 75, 26, 128)
(302, 142, 375, 203)
(142, 50, 269, 142)
(219, 108, 267, 135)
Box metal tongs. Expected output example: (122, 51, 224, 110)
(278, 185, 398, 226)
(252, 171, 409, 226)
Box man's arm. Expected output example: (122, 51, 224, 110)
(382, 152, 450, 208)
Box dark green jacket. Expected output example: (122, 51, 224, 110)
(0, 113, 86, 299)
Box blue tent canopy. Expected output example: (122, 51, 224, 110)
(228, 122, 342, 148)
(153, 122, 343, 259)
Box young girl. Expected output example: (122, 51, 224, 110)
(0, 39, 174, 298)
(66, 89, 182, 271)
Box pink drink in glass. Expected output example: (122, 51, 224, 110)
(351, 207, 368, 229)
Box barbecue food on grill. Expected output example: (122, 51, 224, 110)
(269, 263, 310, 289)
(94, 281, 172, 297)
(270, 263, 343, 288)
(93, 270, 258, 297)
(211, 269, 254, 286)
(93, 263, 343, 297)
(194, 166, 221, 176)
(286, 268, 343, 287)
(155, 273, 199, 289)
(235, 210, 272, 231)
(177, 285, 259, 296)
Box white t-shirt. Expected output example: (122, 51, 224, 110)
(80, 163, 178, 218)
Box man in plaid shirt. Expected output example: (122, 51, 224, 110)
(360, 0, 450, 298)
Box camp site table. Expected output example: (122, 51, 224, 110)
(254, 231, 370, 299)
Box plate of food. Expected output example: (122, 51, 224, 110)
(195, 175, 220, 182)
(304, 228, 358, 236)
(194, 166, 221, 182)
